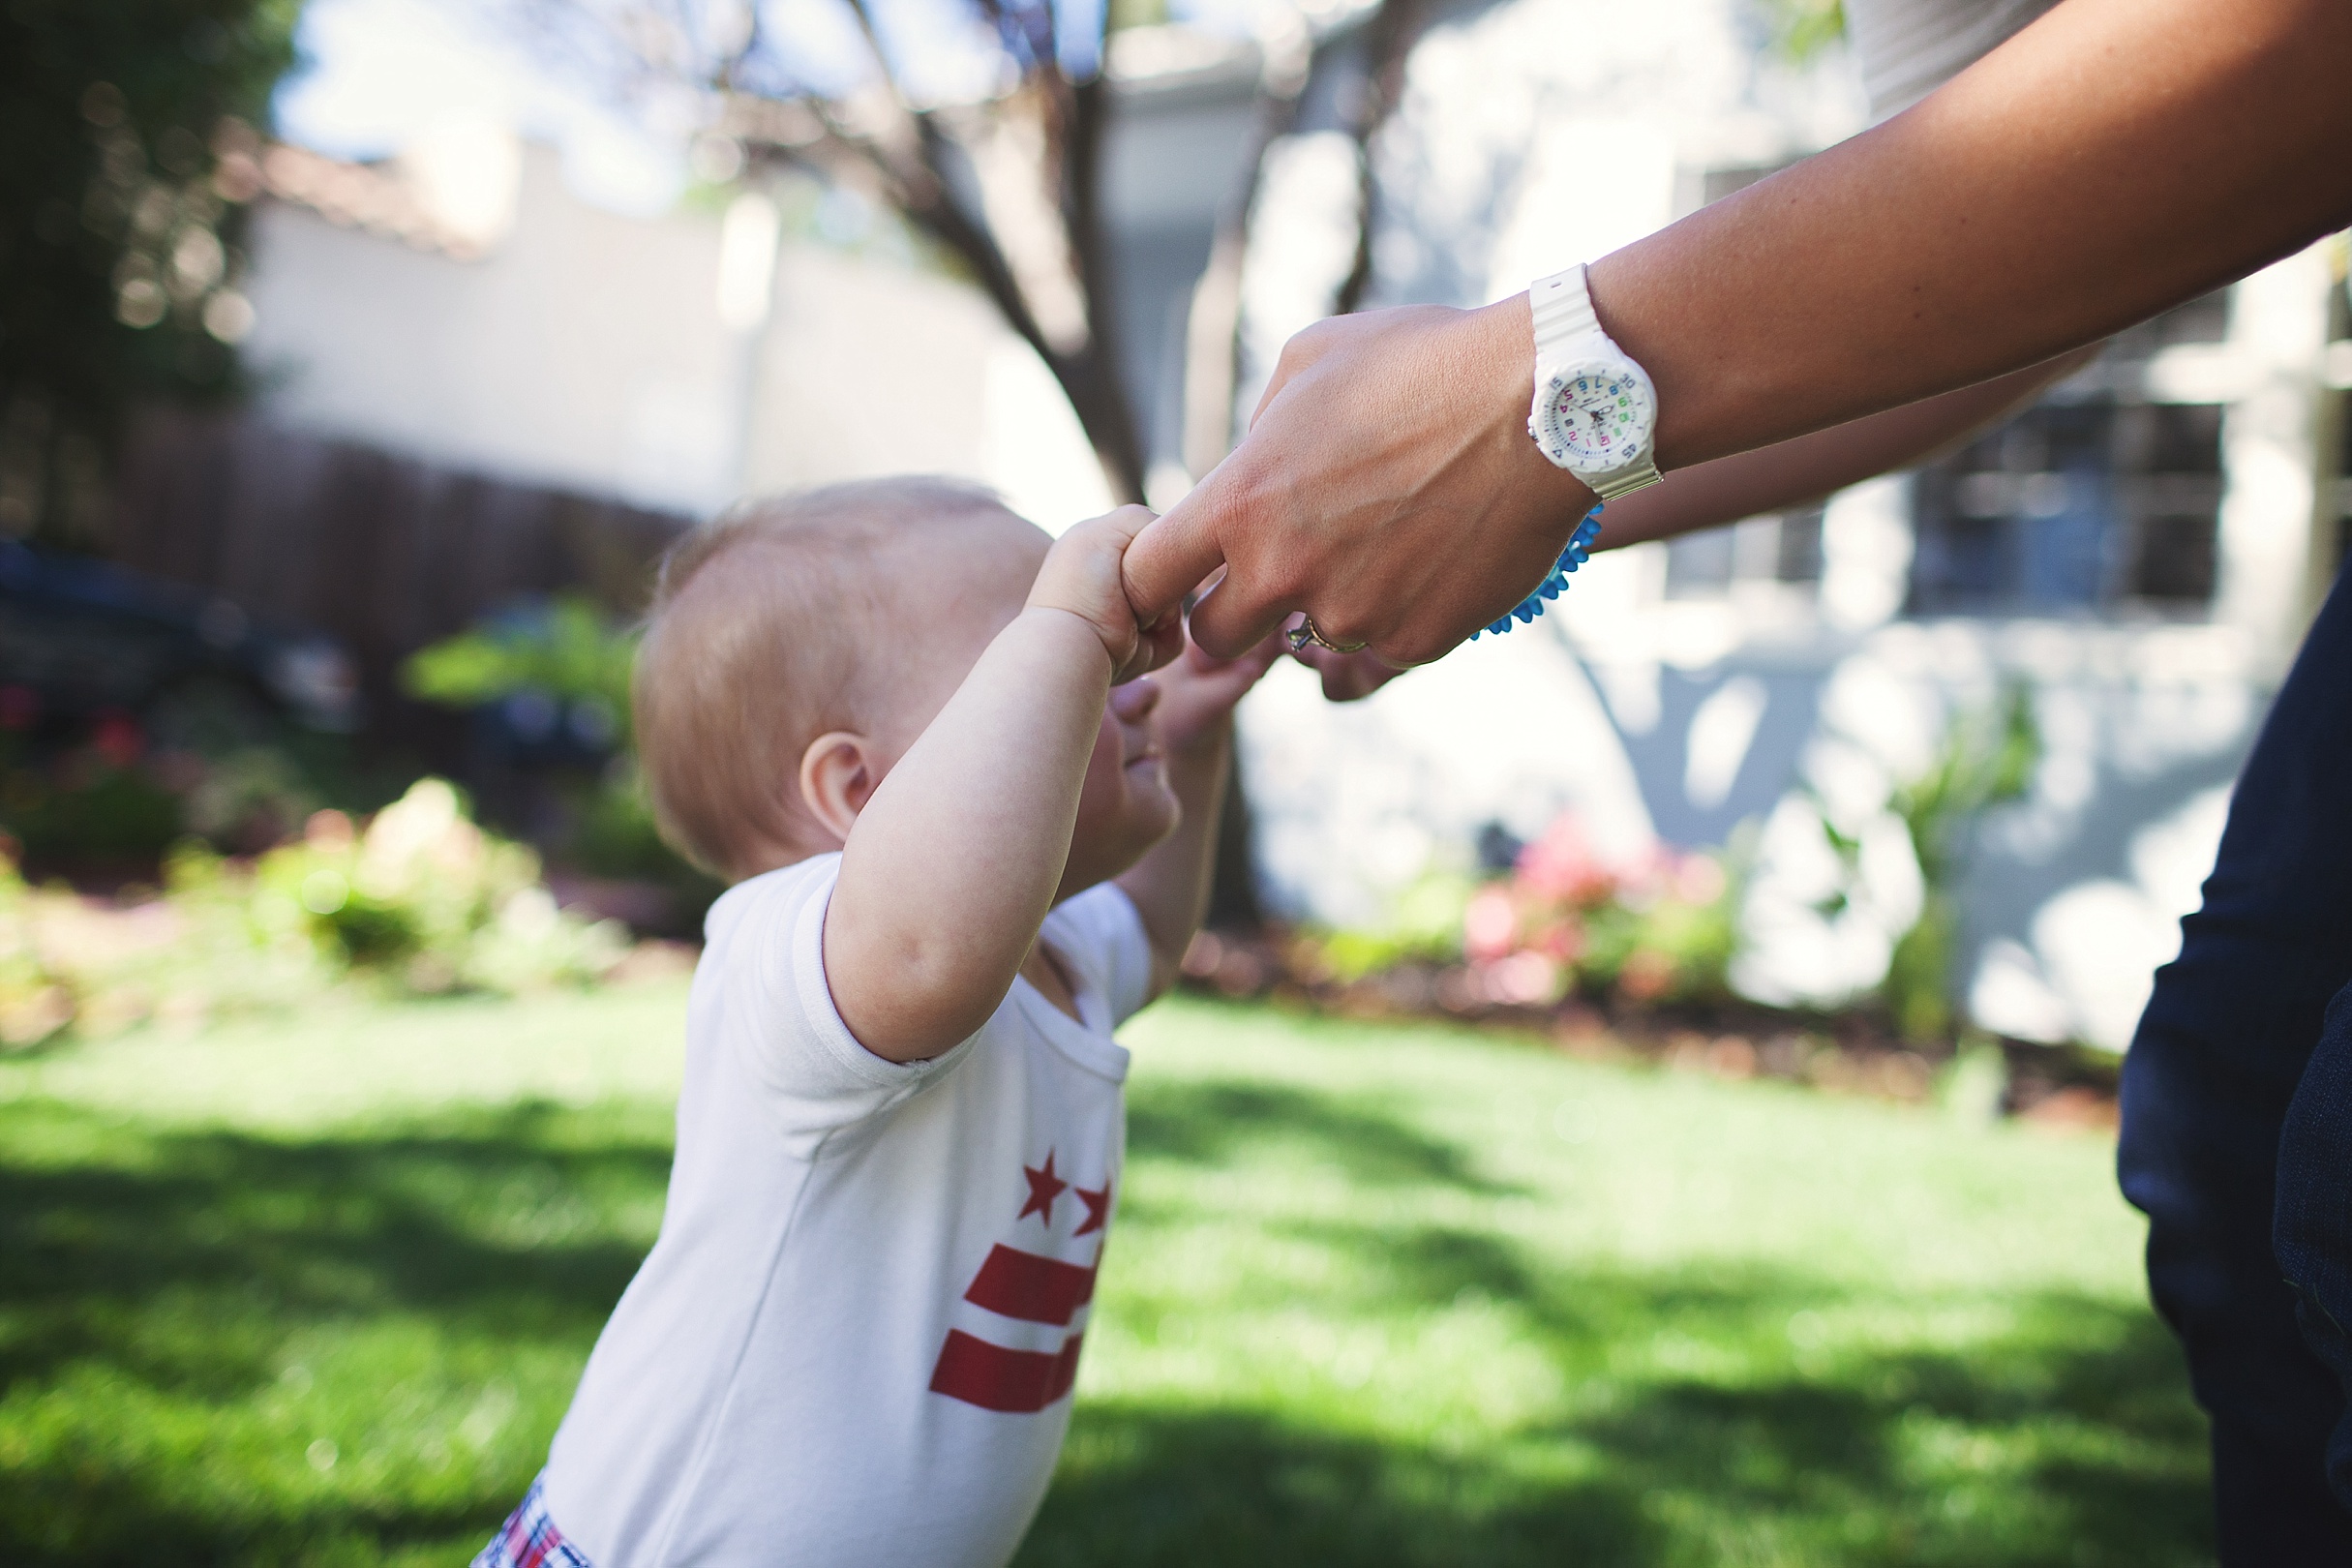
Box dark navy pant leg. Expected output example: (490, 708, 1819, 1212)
(2278, 983, 2352, 1519)
(2119, 562, 2352, 1564)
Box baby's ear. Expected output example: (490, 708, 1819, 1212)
(798, 731, 879, 847)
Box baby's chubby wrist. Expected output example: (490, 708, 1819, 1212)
(1012, 602, 1124, 677)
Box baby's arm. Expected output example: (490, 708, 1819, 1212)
(1116, 635, 1282, 1001)
(824, 507, 1176, 1064)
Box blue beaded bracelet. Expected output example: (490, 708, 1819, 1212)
(1468, 507, 1603, 640)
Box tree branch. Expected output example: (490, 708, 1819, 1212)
(1333, 0, 1422, 317)
(1182, 15, 1312, 476)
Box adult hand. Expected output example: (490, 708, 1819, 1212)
(1284, 638, 1409, 702)
(1125, 298, 1596, 666)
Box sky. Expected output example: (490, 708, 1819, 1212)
(269, 0, 1187, 218)
(274, 0, 698, 214)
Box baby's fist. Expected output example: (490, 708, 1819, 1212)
(1030, 506, 1183, 682)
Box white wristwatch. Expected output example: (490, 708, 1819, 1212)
(1526, 263, 1663, 500)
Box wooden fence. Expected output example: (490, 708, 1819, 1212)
(108, 408, 690, 751)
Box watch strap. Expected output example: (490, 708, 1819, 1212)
(1587, 457, 1663, 500)
(1530, 263, 1603, 367)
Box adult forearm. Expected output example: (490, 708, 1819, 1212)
(1592, 349, 2096, 549)
(1596, 0, 2352, 468)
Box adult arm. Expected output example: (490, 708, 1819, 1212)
(1282, 348, 2094, 700)
(1591, 347, 2097, 549)
(1127, 0, 2352, 663)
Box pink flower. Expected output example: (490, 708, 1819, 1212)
(1674, 856, 1728, 906)
(1516, 815, 1619, 906)
(90, 711, 144, 770)
(1463, 886, 1518, 960)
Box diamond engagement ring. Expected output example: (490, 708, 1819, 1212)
(1284, 617, 1369, 656)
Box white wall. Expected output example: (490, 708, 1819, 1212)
(243, 142, 1113, 527)
(246, 143, 742, 513)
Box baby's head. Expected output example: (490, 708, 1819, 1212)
(635, 477, 1179, 886)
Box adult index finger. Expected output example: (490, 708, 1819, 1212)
(1184, 569, 1293, 662)
(1120, 491, 1228, 626)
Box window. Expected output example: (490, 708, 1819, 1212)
(1665, 504, 1824, 598)
(1907, 293, 2231, 617)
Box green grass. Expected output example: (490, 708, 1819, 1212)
(0, 989, 2210, 1565)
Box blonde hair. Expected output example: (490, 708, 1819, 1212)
(633, 476, 1013, 881)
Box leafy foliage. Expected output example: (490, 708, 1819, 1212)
(243, 779, 629, 992)
(401, 595, 639, 743)
(1, 0, 297, 546)
(0, 780, 627, 1047)
(1298, 812, 1742, 1009)
(402, 598, 717, 902)
(1755, 0, 1846, 64)
(1813, 684, 2042, 1043)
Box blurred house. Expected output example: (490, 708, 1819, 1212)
(233, 25, 1272, 529)
(199, 0, 2352, 1049)
(127, 24, 1263, 739)
(1228, 0, 2352, 1048)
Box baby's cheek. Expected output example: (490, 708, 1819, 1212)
(1070, 727, 1130, 827)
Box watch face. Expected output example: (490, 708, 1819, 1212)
(1538, 360, 1654, 469)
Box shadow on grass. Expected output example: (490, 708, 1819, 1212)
(1126, 1079, 1523, 1196)
(1027, 1292, 2210, 1568)
(0, 1076, 2211, 1568)
(1091, 1073, 2212, 1565)
(0, 1098, 671, 1567)
(0, 1100, 668, 1388)
(1022, 1402, 1663, 1566)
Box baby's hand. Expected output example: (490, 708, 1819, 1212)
(1149, 631, 1284, 750)
(1028, 506, 1184, 683)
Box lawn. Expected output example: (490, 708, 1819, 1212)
(0, 986, 2211, 1566)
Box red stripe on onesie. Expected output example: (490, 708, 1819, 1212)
(961, 1245, 1098, 1325)
(929, 1329, 1087, 1412)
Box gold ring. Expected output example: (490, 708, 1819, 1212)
(1284, 616, 1369, 655)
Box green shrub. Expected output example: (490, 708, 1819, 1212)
(403, 599, 721, 918)
(402, 594, 637, 740)
(0, 778, 630, 1048)
(253, 778, 625, 993)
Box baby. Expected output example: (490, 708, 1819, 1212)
(471, 477, 1274, 1568)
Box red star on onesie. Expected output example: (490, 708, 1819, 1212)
(1019, 1152, 1069, 1224)
(1073, 1179, 1112, 1237)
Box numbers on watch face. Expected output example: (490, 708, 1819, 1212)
(1546, 369, 1651, 466)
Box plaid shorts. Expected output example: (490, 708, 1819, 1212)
(472, 1475, 595, 1568)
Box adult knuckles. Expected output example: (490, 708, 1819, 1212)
(1378, 622, 1457, 669)
(1272, 316, 1348, 377)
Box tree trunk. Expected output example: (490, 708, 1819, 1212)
(1056, 73, 1146, 505)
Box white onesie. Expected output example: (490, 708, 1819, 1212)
(537, 855, 1152, 1567)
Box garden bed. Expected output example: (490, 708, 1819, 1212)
(1179, 928, 2124, 1132)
